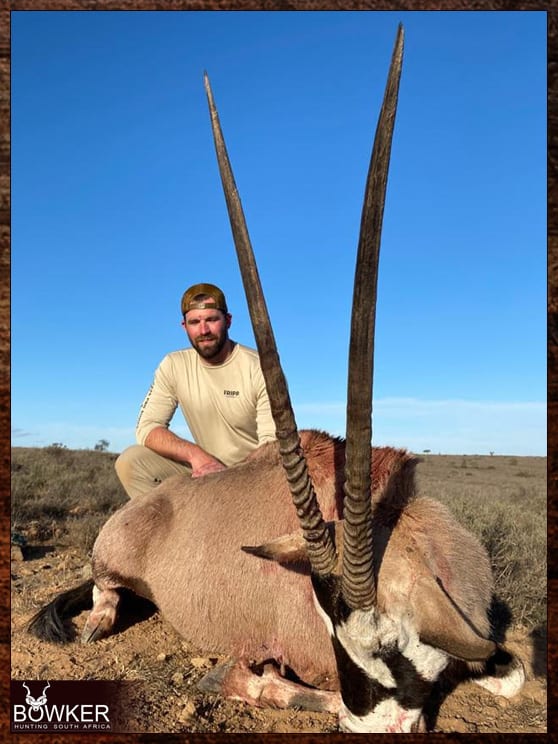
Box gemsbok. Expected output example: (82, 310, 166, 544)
(28, 26, 525, 732)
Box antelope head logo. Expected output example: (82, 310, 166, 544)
(22, 682, 50, 712)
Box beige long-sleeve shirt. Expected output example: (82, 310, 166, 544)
(136, 342, 276, 466)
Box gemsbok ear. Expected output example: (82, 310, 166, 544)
(241, 522, 344, 566)
(241, 532, 308, 564)
(410, 574, 496, 662)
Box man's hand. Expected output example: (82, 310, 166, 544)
(191, 459, 227, 478)
(189, 450, 227, 478)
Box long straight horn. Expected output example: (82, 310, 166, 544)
(204, 72, 337, 576)
(342, 25, 404, 610)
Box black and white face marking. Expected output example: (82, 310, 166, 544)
(311, 574, 449, 733)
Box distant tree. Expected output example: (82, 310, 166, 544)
(94, 439, 110, 452)
(49, 442, 67, 449)
(422, 449, 431, 454)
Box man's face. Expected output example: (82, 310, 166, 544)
(183, 307, 232, 361)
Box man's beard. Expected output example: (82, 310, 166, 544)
(191, 332, 228, 359)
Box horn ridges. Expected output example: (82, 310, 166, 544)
(279, 435, 337, 574)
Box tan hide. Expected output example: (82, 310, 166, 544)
(243, 520, 496, 663)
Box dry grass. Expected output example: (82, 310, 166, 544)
(11, 447, 546, 633)
(11, 445, 126, 550)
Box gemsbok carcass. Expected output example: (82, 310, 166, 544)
(28, 26, 525, 732)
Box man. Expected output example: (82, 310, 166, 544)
(115, 282, 276, 498)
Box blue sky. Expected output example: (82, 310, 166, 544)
(11, 10, 546, 456)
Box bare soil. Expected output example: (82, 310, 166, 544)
(11, 544, 546, 734)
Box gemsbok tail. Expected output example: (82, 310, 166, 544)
(28, 579, 94, 643)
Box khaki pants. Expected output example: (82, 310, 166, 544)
(115, 445, 192, 499)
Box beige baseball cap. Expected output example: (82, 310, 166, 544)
(181, 283, 228, 316)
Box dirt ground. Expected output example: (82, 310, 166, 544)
(11, 542, 546, 734)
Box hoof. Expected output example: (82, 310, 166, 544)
(81, 611, 116, 643)
(81, 622, 108, 643)
(196, 659, 237, 694)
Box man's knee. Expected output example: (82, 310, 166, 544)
(115, 444, 191, 499)
(114, 445, 159, 498)
(115, 445, 146, 483)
